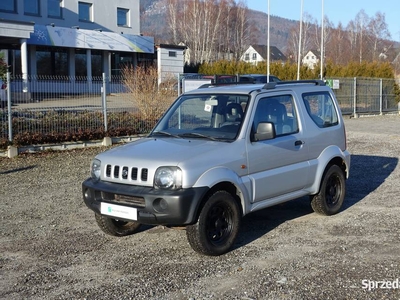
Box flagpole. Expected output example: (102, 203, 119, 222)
(267, 0, 270, 82)
(297, 0, 303, 80)
(320, 0, 324, 80)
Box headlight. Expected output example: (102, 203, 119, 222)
(154, 167, 182, 190)
(91, 159, 101, 182)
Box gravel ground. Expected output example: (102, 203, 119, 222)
(1, 115, 399, 300)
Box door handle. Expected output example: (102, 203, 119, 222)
(295, 140, 304, 146)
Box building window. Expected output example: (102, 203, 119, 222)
(117, 7, 129, 27)
(91, 51, 102, 77)
(8, 50, 21, 75)
(169, 51, 177, 57)
(245, 53, 249, 61)
(75, 49, 87, 77)
(48, 0, 62, 18)
(36, 47, 68, 76)
(79, 2, 92, 22)
(252, 53, 257, 60)
(24, 0, 40, 15)
(111, 52, 135, 76)
(0, 0, 17, 12)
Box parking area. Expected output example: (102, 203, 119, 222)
(0, 115, 399, 299)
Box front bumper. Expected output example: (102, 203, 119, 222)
(82, 178, 209, 226)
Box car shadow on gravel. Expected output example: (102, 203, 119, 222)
(235, 196, 313, 250)
(344, 154, 398, 209)
(0, 165, 36, 174)
(233, 154, 398, 251)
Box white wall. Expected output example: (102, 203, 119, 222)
(157, 46, 185, 84)
(302, 51, 319, 69)
(240, 46, 264, 65)
(0, 0, 140, 34)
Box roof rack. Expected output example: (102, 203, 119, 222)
(263, 79, 326, 90)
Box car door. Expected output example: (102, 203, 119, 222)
(246, 93, 311, 203)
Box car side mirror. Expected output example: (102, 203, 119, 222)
(253, 122, 276, 142)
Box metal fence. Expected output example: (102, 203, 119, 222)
(0, 73, 399, 149)
(328, 77, 399, 115)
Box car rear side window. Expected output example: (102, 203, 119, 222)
(303, 92, 338, 128)
(254, 95, 299, 136)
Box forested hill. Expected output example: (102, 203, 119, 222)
(140, 0, 298, 52)
(140, 0, 399, 66)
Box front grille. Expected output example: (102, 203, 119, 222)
(131, 168, 138, 180)
(113, 166, 120, 178)
(101, 192, 145, 207)
(105, 164, 149, 182)
(141, 168, 148, 181)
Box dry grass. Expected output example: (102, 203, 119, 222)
(121, 65, 177, 121)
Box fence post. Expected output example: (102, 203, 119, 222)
(353, 77, 357, 118)
(7, 72, 12, 142)
(379, 78, 383, 115)
(102, 73, 108, 132)
(178, 73, 181, 97)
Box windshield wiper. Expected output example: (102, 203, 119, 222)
(150, 131, 181, 138)
(178, 132, 218, 141)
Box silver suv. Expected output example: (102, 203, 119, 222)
(82, 80, 351, 256)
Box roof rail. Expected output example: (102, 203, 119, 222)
(198, 81, 260, 89)
(263, 79, 326, 90)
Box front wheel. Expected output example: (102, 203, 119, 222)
(95, 213, 141, 236)
(186, 190, 241, 256)
(311, 165, 346, 216)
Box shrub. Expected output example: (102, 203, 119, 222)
(121, 65, 176, 122)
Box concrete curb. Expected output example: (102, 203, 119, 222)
(0, 135, 143, 158)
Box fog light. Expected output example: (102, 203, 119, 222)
(84, 188, 92, 200)
(153, 198, 168, 213)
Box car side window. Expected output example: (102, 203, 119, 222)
(253, 95, 299, 136)
(303, 92, 338, 127)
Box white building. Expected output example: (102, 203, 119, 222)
(0, 0, 154, 81)
(302, 50, 320, 70)
(157, 44, 186, 85)
(240, 45, 287, 65)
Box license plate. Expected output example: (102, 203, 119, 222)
(100, 203, 138, 221)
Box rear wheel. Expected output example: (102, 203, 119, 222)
(186, 190, 241, 256)
(95, 213, 141, 236)
(311, 165, 346, 216)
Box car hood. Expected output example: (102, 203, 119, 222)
(96, 137, 241, 168)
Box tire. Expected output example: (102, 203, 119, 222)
(95, 213, 141, 237)
(311, 165, 346, 216)
(186, 190, 241, 256)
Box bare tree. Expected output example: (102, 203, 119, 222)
(300, 13, 315, 56)
(314, 16, 333, 61)
(354, 9, 370, 62)
(288, 26, 300, 64)
(326, 22, 350, 65)
(166, 0, 250, 64)
(286, 12, 315, 68)
(368, 12, 391, 60)
(166, 0, 179, 44)
(230, 1, 250, 60)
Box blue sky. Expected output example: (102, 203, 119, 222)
(246, 0, 400, 41)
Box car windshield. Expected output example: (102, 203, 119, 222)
(150, 94, 250, 141)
